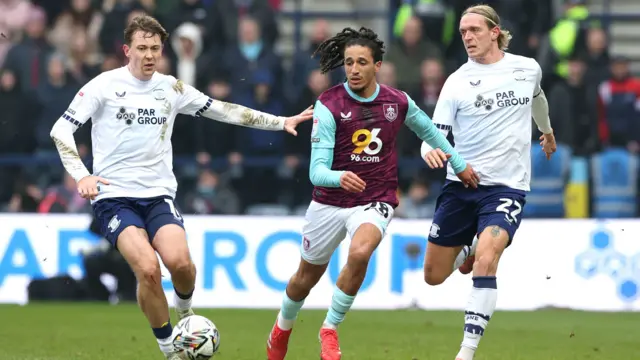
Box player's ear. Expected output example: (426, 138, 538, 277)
(374, 61, 382, 72)
(123, 44, 131, 57)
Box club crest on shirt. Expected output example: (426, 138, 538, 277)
(383, 103, 398, 122)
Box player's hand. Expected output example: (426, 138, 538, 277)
(340, 171, 366, 193)
(456, 165, 480, 189)
(284, 105, 314, 136)
(423, 148, 449, 169)
(539, 132, 557, 160)
(77, 175, 110, 200)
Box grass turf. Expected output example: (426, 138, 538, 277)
(0, 304, 638, 359)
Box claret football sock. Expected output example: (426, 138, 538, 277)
(277, 293, 305, 330)
(323, 287, 355, 330)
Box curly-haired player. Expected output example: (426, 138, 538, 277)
(265, 27, 479, 360)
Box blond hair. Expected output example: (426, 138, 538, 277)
(463, 4, 512, 51)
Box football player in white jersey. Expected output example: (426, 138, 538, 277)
(49, 15, 312, 360)
(417, 5, 557, 360)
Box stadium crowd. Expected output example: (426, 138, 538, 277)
(0, 0, 637, 218)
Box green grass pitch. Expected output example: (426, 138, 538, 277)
(0, 303, 638, 359)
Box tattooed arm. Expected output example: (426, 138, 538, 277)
(50, 79, 102, 181)
(173, 79, 285, 131)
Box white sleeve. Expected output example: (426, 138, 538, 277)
(420, 76, 456, 156)
(174, 79, 285, 131)
(531, 61, 552, 134)
(50, 77, 103, 182)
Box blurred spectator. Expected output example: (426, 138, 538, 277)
(165, 0, 214, 49)
(210, 0, 279, 49)
(396, 178, 436, 219)
(412, 58, 445, 117)
(386, 16, 442, 91)
(0, 69, 33, 155)
(48, 0, 104, 59)
(5, 179, 42, 213)
(547, 57, 599, 155)
(170, 22, 205, 88)
(279, 69, 330, 208)
(393, 0, 455, 56)
(0, 0, 32, 67)
(35, 53, 79, 153)
(4, 5, 53, 93)
(38, 173, 90, 213)
(583, 27, 610, 88)
(181, 169, 240, 215)
(597, 56, 640, 152)
(289, 19, 342, 102)
(66, 31, 102, 84)
(223, 15, 283, 101)
(377, 62, 397, 87)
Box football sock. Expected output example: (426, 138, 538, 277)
(174, 287, 193, 311)
(277, 293, 305, 330)
(458, 276, 497, 359)
(152, 321, 174, 353)
(453, 245, 471, 271)
(323, 287, 355, 330)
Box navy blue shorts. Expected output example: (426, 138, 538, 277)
(428, 181, 526, 247)
(92, 195, 184, 247)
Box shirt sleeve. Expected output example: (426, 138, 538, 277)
(404, 92, 466, 173)
(49, 76, 104, 182)
(309, 100, 343, 187)
(174, 78, 285, 130)
(62, 76, 104, 130)
(534, 60, 543, 97)
(419, 75, 456, 154)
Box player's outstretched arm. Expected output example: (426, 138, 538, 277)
(174, 79, 312, 134)
(403, 93, 466, 173)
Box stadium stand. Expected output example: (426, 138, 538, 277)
(0, 0, 639, 218)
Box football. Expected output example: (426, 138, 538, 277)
(172, 315, 220, 359)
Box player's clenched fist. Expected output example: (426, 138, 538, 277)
(340, 171, 366, 193)
(423, 148, 450, 169)
(77, 175, 110, 200)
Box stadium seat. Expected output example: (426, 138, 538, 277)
(245, 204, 291, 216)
(525, 144, 571, 218)
(591, 148, 639, 218)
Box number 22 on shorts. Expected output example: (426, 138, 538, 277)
(351, 128, 382, 163)
(496, 198, 521, 224)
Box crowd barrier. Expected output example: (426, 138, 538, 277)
(0, 214, 639, 311)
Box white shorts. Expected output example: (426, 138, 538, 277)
(300, 200, 395, 265)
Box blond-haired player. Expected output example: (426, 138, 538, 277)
(418, 5, 557, 360)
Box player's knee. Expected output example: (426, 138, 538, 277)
(347, 246, 374, 271)
(423, 264, 446, 286)
(166, 256, 196, 278)
(292, 260, 326, 290)
(136, 259, 162, 287)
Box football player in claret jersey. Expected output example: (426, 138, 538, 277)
(266, 27, 479, 360)
(49, 15, 312, 360)
(418, 5, 557, 360)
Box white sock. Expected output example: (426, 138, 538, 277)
(460, 276, 497, 358)
(174, 291, 192, 312)
(157, 336, 174, 353)
(276, 293, 305, 330)
(453, 245, 470, 271)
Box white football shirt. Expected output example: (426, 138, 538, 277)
(60, 66, 213, 201)
(425, 53, 541, 191)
